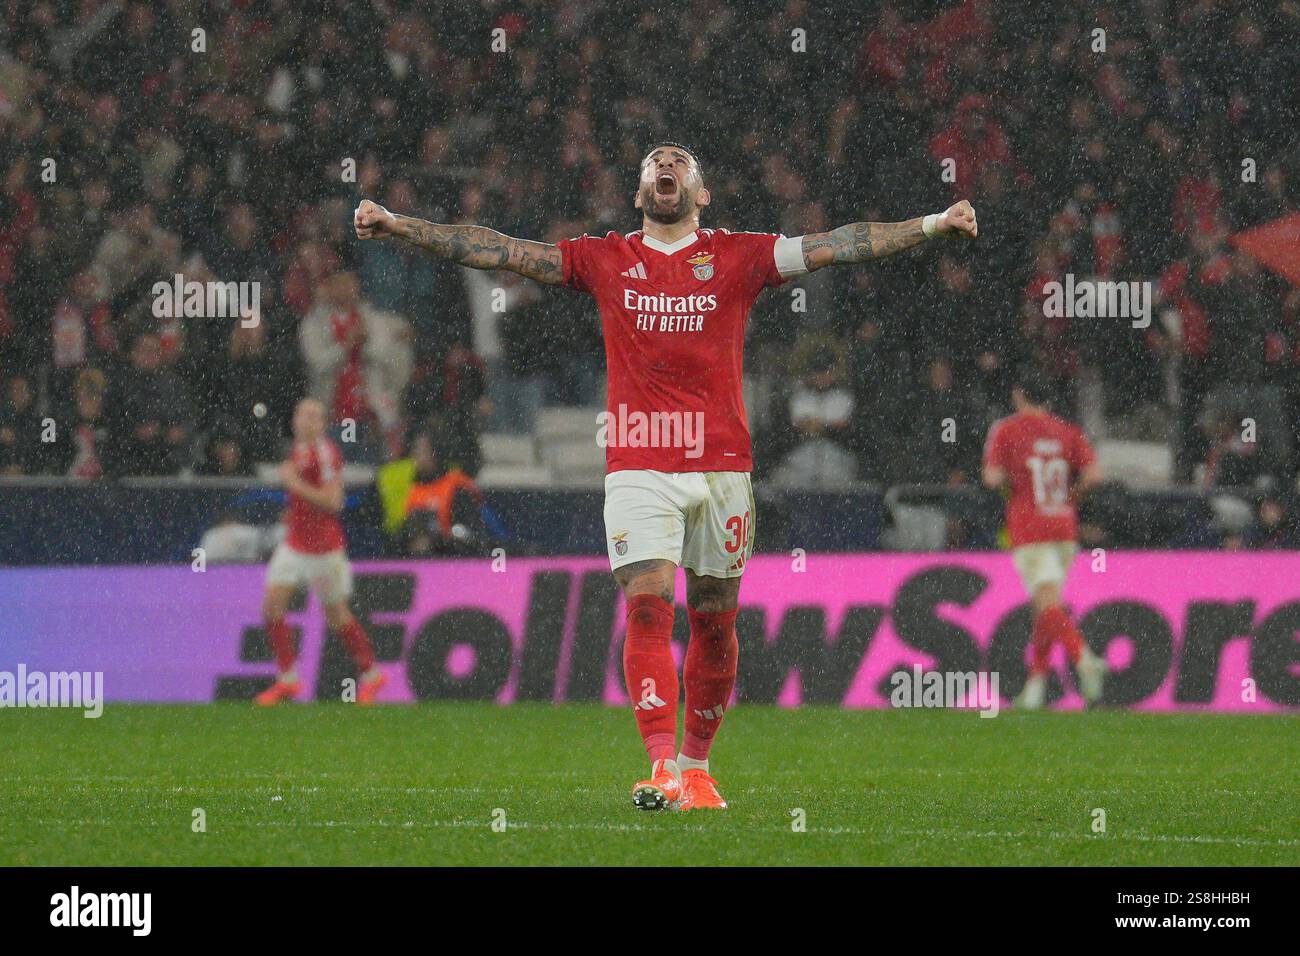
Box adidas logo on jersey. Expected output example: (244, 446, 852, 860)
(619, 262, 647, 280)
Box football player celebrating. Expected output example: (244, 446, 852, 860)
(356, 143, 976, 808)
(982, 370, 1107, 710)
(255, 398, 386, 706)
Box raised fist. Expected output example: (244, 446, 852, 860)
(938, 199, 977, 239)
(354, 199, 396, 240)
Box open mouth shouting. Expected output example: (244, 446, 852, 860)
(654, 169, 679, 199)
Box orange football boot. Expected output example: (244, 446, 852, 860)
(356, 671, 388, 705)
(679, 768, 728, 810)
(254, 679, 301, 706)
(631, 759, 683, 810)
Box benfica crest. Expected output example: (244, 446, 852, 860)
(611, 532, 629, 556)
(687, 252, 715, 281)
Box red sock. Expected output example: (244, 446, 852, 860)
(338, 618, 376, 672)
(1029, 610, 1053, 675)
(622, 594, 678, 763)
(266, 619, 297, 673)
(682, 607, 738, 761)
(1041, 604, 1084, 665)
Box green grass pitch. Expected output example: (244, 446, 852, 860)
(2, 704, 1297, 866)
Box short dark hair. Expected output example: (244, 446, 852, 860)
(1013, 366, 1055, 406)
(644, 141, 702, 175)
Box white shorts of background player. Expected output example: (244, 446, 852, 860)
(1011, 540, 1079, 593)
(265, 543, 354, 604)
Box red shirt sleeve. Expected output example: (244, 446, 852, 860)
(557, 233, 609, 294)
(748, 232, 786, 290)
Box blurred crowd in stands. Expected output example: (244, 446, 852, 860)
(2, 0, 1299, 536)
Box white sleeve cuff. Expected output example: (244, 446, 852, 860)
(773, 234, 808, 278)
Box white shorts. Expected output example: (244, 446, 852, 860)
(603, 470, 755, 578)
(266, 543, 354, 605)
(1012, 541, 1078, 592)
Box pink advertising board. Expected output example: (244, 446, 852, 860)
(2, 552, 1298, 710)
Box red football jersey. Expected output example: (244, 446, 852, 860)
(558, 228, 795, 472)
(285, 438, 346, 554)
(983, 411, 1096, 546)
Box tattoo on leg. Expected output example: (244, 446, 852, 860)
(615, 560, 676, 603)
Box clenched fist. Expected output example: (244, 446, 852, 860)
(354, 199, 396, 240)
(936, 199, 977, 239)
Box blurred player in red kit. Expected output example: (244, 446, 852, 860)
(356, 143, 977, 808)
(254, 398, 386, 705)
(982, 370, 1107, 710)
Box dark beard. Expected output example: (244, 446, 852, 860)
(641, 185, 691, 224)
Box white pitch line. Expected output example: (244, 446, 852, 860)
(10, 817, 1299, 848)
(0, 783, 607, 797)
(889, 827, 1300, 848)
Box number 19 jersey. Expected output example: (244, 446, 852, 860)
(983, 411, 1096, 546)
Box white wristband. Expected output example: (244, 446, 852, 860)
(922, 213, 942, 239)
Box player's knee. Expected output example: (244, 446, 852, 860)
(627, 578, 674, 604)
(615, 561, 675, 603)
(688, 591, 733, 614)
(324, 604, 352, 630)
(686, 574, 739, 614)
(1032, 584, 1061, 612)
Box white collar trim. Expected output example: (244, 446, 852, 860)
(639, 231, 700, 255)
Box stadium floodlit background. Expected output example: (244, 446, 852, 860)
(1, 0, 1298, 868)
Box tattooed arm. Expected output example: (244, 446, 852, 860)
(354, 199, 564, 285)
(798, 199, 977, 273)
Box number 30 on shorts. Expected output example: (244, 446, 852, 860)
(724, 510, 752, 554)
